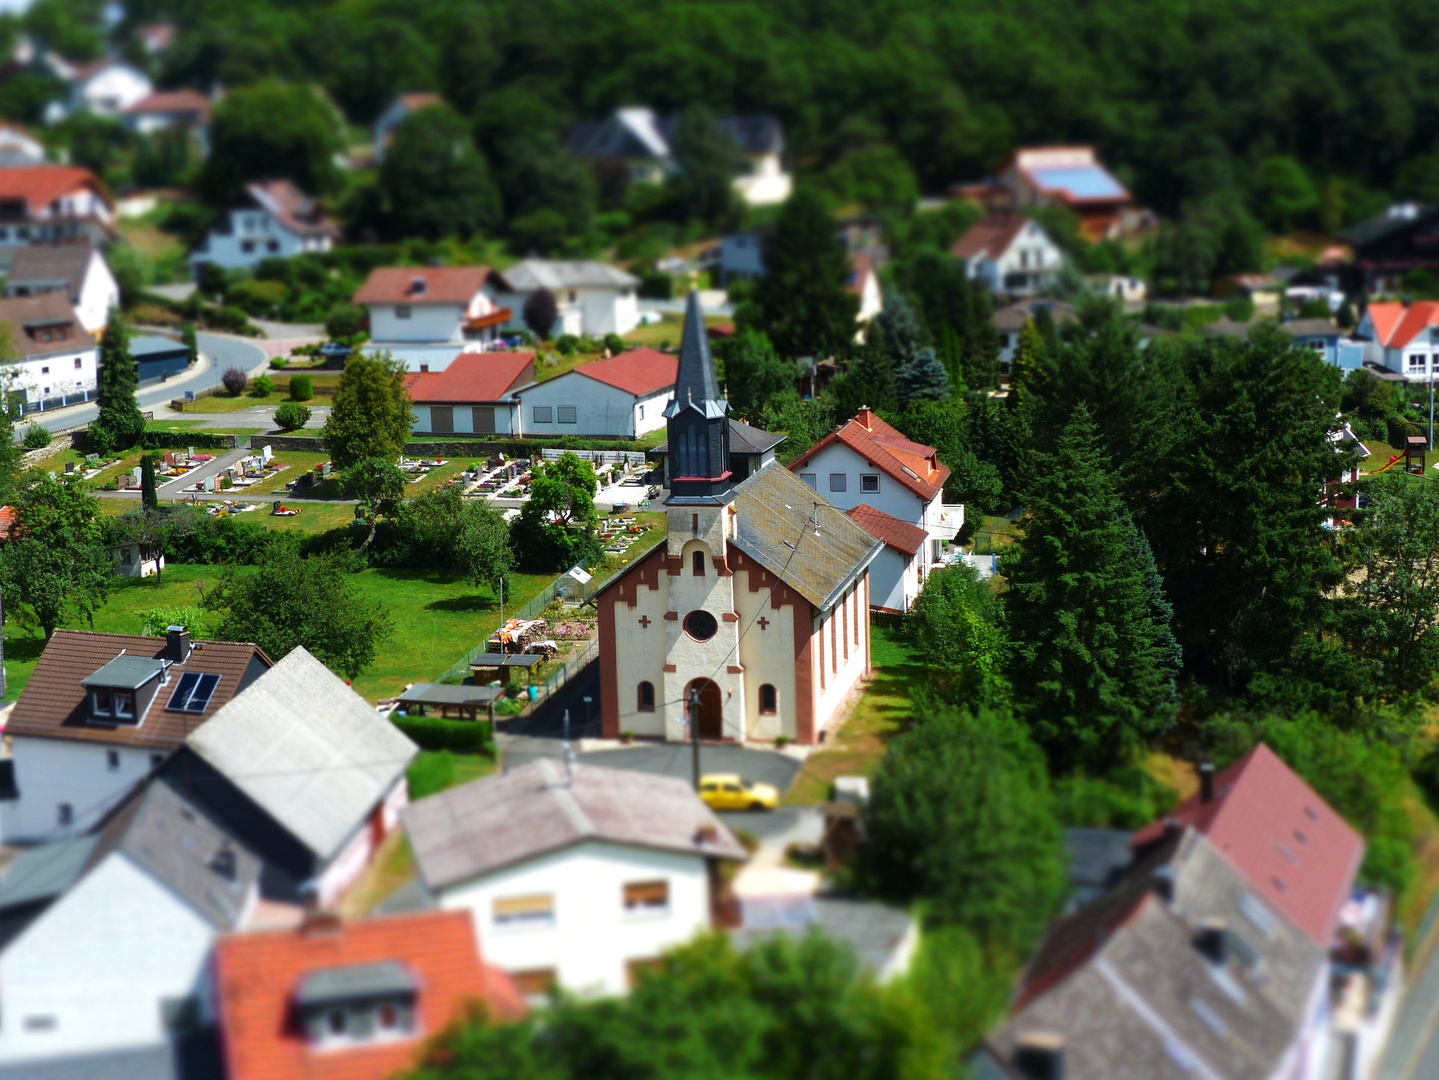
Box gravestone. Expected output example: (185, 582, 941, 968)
(261, 444, 272, 462)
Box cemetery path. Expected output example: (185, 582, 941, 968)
(154, 448, 251, 493)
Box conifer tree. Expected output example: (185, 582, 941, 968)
(752, 188, 858, 359)
(92, 309, 145, 452)
(900, 346, 950, 405)
(140, 454, 158, 509)
(1001, 405, 1178, 771)
(829, 325, 899, 418)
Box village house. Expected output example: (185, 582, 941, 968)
(0, 124, 45, 167)
(486, 259, 641, 338)
(0, 782, 260, 1064)
(517, 347, 675, 439)
(842, 504, 930, 614)
(0, 292, 96, 414)
(53, 59, 153, 121)
(787, 407, 961, 592)
(190, 180, 339, 274)
(1338, 202, 1439, 295)
(4, 239, 119, 334)
(1355, 301, 1439, 381)
(0, 627, 272, 844)
(1281, 318, 1362, 370)
(0, 166, 115, 264)
(109, 540, 164, 579)
(213, 910, 525, 1080)
(156, 647, 417, 908)
(597, 295, 881, 745)
(120, 88, 212, 155)
(568, 107, 791, 207)
(992, 297, 1077, 377)
(405, 349, 534, 436)
(355, 265, 510, 345)
(848, 252, 883, 331)
(982, 745, 1393, 1080)
(401, 759, 747, 998)
(372, 92, 444, 164)
(956, 146, 1136, 241)
(952, 214, 1064, 297)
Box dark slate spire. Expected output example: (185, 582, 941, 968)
(665, 290, 727, 420)
(664, 290, 733, 502)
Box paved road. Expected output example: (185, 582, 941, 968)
(1378, 944, 1439, 1080)
(29, 332, 270, 434)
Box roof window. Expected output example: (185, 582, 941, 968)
(296, 962, 419, 1049)
(167, 672, 220, 714)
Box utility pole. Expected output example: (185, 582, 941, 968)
(687, 686, 702, 792)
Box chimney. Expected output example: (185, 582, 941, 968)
(855, 405, 873, 430)
(695, 824, 719, 845)
(1195, 918, 1228, 965)
(1199, 762, 1215, 804)
(410, 275, 427, 296)
(1014, 1032, 1065, 1080)
(165, 626, 191, 663)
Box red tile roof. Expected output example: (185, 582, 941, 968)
(1366, 301, 1439, 349)
(1131, 743, 1364, 945)
(354, 266, 492, 306)
(215, 911, 525, 1080)
(403, 351, 535, 403)
(397, 92, 443, 112)
(845, 503, 927, 556)
(0, 165, 112, 213)
(574, 347, 678, 397)
(789, 409, 950, 502)
(0, 505, 14, 539)
(123, 89, 212, 119)
(952, 214, 1029, 261)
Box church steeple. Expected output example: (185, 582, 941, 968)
(664, 291, 732, 502)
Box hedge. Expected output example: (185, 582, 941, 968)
(249, 434, 660, 456)
(392, 714, 496, 754)
(140, 431, 238, 450)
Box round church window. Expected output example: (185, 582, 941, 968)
(684, 610, 719, 642)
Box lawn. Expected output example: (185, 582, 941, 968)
(182, 374, 339, 414)
(0, 561, 555, 704)
(785, 624, 923, 804)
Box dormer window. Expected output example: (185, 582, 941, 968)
(297, 962, 419, 1050)
(82, 654, 167, 726)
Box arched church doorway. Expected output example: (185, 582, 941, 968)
(685, 678, 724, 740)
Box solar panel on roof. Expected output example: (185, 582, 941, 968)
(1028, 165, 1127, 200)
(167, 671, 220, 713)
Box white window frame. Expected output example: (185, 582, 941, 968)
(829, 473, 847, 492)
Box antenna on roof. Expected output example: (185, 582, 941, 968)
(563, 741, 576, 785)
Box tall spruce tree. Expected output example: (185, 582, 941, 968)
(900, 346, 950, 405)
(1001, 406, 1178, 771)
(751, 188, 858, 359)
(140, 454, 158, 509)
(92, 309, 144, 452)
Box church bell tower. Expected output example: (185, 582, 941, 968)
(664, 291, 733, 505)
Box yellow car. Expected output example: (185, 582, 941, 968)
(699, 773, 780, 812)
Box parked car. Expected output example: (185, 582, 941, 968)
(699, 773, 779, 812)
(317, 341, 353, 361)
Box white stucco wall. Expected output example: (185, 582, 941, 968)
(0, 344, 98, 404)
(866, 546, 917, 613)
(0, 737, 163, 843)
(411, 402, 520, 436)
(76, 251, 120, 334)
(435, 840, 713, 997)
(610, 561, 671, 740)
(518, 374, 669, 438)
(0, 854, 229, 1062)
(191, 209, 329, 273)
(733, 563, 801, 742)
(488, 287, 639, 338)
(812, 576, 869, 735)
(73, 66, 152, 116)
(368, 291, 497, 344)
(312, 778, 408, 909)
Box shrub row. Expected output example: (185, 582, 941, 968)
(140, 431, 238, 450)
(392, 714, 495, 754)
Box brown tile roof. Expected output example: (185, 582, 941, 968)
(123, 89, 211, 120)
(845, 503, 927, 556)
(353, 266, 492, 306)
(6, 240, 95, 299)
(0, 291, 92, 358)
(574, 347, 677, 397)
(215, 911, 524, 1080)
(789, 409, 950, 502)
(396, 92, 443, 112)
(6, 630, 272, 751)
(241, 180, 339, 240)
(952, 214, 1030, 261)
(403, 759, 747, 892)
(403, 351, 535, 403)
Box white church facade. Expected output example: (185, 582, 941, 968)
(598, 293, 881, 745)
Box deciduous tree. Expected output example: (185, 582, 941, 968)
(322, 351, 414, 469)
(751, 188, 858, 360)
(0, 474, 111, 639)
(381, 105, 500, 240)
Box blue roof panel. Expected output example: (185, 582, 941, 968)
(1028, 165, 1127, 201)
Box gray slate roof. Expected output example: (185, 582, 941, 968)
(399, 682, 503, 706)
(665, 290, 726, 420)
(81, 654, 165, 690)
(297, 960, 418, 1005)
(186, 647, 418, 861)
(731, 897, 916, 978)
(1281, 318, 1342, 338)
(730, 464, 883, 611)
(0, 1033, 221, 1080)
(652, 418, 786, 457)
(494, 259, 638, 292)
(988, 829, 1324, 1080)
(403, 758, 747, 892)
(95, 781, 260, 932)
(0, 834, 99, 911)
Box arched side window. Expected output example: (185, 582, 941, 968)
(692, 549, 706, 576)
(638, 681, 655, 711)
(759, 684, 777, 715)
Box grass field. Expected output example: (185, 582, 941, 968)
(786, 624, 922, 804)
(182, 373, 339, 414)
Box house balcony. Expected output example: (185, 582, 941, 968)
(464, 307, 513, 337)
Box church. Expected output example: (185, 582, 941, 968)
(597, 293, 881, 745)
